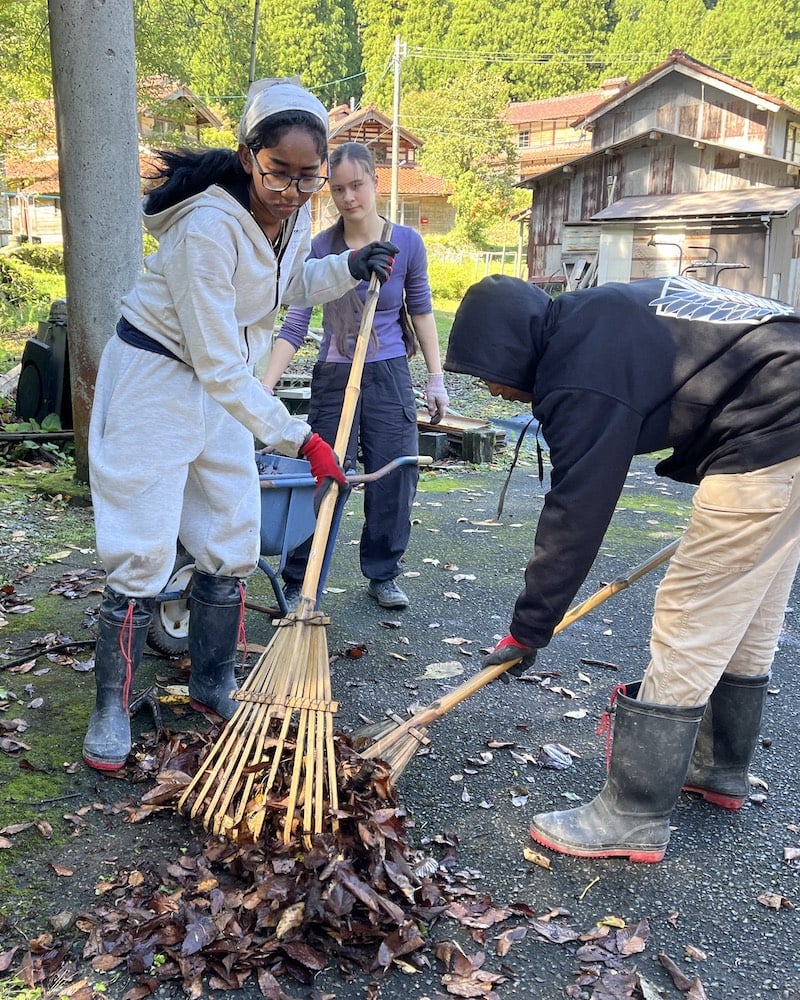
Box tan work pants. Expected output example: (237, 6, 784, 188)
(639, 454, 800, 706)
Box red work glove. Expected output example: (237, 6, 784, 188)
(482, 634, 538, 682)
(299, 433, 348, 514)
(347, 240, 399, 284)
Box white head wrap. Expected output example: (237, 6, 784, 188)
(238, 77, 329, 144)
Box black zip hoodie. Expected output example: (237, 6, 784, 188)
(445, 274, 800, 648)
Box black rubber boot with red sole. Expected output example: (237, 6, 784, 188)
(682, 672, 769, 810)
(83, 589, 152, 772)
(187, 571, 243, 721)
(529, 681, 704, 863)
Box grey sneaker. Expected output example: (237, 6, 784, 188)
(282, 582, 302, 614)
(367, 578, 409, 609)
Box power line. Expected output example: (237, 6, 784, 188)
(405, 44, 797, 67)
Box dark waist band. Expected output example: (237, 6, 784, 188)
(117, 317, 184, 363)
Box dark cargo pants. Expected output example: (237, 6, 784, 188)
(283, 355, 419, 586)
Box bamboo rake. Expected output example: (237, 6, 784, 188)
(357, 537, 681, 776)
(178, 224, 392, 845)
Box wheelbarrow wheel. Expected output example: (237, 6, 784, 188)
(147, 546, 195, 656)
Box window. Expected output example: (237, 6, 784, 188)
(518, 130, 530, 149)
(785, 123, 800, 164)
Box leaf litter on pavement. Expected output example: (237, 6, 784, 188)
(0, 713, 717, 999)
(0, 508, 745, 999)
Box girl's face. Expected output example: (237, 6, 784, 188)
(241, 127, 326, 228)
(328, 158, 378, 222)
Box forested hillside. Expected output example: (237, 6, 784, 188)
(3, 0, 800, 129)
(2, 0, 799, 245)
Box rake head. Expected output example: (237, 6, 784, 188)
(177, 611, 339, 846)
(352, 709, 432, 778)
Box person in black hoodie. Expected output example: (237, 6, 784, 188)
(445, 273, 800, 863)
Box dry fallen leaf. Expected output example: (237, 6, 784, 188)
(684, 944, 707, 961)
(495, 925, 527, 957)
(523, 847, 551, 870)
(757, 891, 794, 910)
(563, 708, 588, 720)
(416, 661, 464, 680)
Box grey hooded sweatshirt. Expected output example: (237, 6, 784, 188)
(121, 186, 357, 454)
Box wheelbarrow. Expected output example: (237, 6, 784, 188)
(146, 453, 431, 656)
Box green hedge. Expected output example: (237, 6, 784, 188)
(8, 244, 64, 273)
(0, 255, 47, 308)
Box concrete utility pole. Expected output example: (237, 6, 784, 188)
(249, 0, 262, 84)
(390, 35, 406, 224)
(48, 0, 142, 482)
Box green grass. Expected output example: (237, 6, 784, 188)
(0, 271, 66, 375)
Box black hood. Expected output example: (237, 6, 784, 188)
(445, 275, 551, 391)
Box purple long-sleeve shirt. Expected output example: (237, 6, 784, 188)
(278, 219, 432, 363)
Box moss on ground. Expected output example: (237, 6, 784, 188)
(0, 465, 90, 504)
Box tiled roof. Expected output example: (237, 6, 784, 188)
(374, 165, 450, 196)
(507, 90, 608, 125)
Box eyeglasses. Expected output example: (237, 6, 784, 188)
(249, 149, 328, 194)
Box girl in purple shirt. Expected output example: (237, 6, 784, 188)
(262, 141, 448, 609)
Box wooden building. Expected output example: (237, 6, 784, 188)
(507, 78, 628, 183)
(324, 103, 454, 234)
(3, 95, 454, 243)
(521, 51, 800, 304)
(3, 82, 225, 244)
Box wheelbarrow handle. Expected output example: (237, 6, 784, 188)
(346, 455, 433, 485)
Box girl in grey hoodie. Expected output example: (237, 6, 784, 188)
(83, 79, 397, 770)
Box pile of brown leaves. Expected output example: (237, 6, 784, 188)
(6, 724, 709, 999)
(77, 727, 453, 998)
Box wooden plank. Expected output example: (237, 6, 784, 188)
(416, 410, 505, 450)
(0, 363, 21, 396)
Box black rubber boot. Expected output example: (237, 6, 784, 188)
(529, 681, 705, 863)
(83, 589, 152, 772)
(188, 571, 244, 721)
(683, 672, 769, 810)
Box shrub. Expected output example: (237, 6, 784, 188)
(0, 256, 45, 308)
(426, 256, 478, 301)
(8, 244, 64, 273)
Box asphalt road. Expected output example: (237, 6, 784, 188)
(3, 450, 799, 999)
(300, 453, 800, 1000)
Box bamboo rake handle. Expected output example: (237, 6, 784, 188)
(365, 537, 681, 747)
(297, 221, 393, 615)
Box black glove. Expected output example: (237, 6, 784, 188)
(347, 240, 400, 284)
(482, 634, 537, 683)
